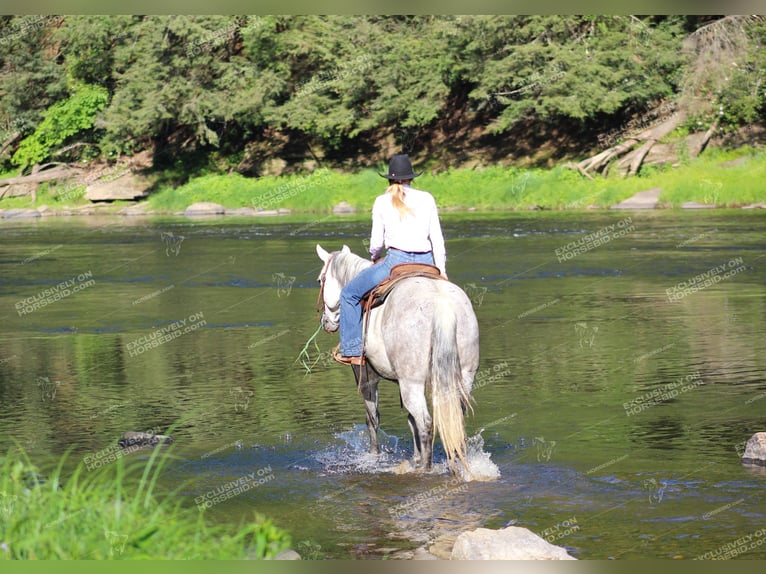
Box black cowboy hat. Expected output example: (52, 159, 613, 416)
(379, 154, 422, 180)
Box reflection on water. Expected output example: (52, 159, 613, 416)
(0, 211, 765, 559)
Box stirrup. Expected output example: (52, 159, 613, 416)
(332, 344, 365, 366)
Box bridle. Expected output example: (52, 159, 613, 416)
(316, 252, 338, 323)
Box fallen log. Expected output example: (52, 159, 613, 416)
(573, 108, 687, 178)
(0, 164, 83, 199)
(0, 164, 83, 187)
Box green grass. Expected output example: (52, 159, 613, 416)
(3, 147, 765, 213)
(0, 445, 290, 560)
(143, 147, 766, 214)
(145, 168, 383, 213)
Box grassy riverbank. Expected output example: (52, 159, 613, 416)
(116, 146, 766, 213)
(0, 447, 290, 560)
(1, 147, 764, 215)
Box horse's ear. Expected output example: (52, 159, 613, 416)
(316, 244, 330, 262)
(341, 245, 351, 254)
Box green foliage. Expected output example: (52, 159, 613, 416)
(0, 16, 68, 144)
(11, 84, 109, 169)
(464, 15, 685, 132)
(1, 16, 765, 173)
(0, 446, 291, 559)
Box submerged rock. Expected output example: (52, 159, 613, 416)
(451, 526, 576, 560)
(741, 432, 766, 466)
(118, 431, 174, 449)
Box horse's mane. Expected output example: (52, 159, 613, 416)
(331, 250, 372, 285)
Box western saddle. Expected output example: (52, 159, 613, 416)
(361, 262, 444, 316)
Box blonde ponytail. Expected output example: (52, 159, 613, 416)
(387, 182, 412, 219)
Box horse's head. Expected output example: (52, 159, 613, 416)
(315, 244, 350, 333)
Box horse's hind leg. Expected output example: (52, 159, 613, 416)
(400, 382, 433, 471)
(406, 413, 421, 465)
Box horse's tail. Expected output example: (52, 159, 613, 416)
(430, 297, 473, 475)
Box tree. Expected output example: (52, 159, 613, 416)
(0, 16, 68, 161)
(574, 15, 766, 177)
(11, 83, 108, 170)
(261, 16, 455, 142)
(99, 15, 280, 163)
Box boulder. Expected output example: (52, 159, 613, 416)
(1, 208, 41, 219)
(412, 547, 440, 560)
(332, 201, 357, 214)
(451, 526, 576, 560)
(681, 202, 716, 209)
(118, 202, 152, 216)
(742, 203, 766, 209)
(741, 432, 766, 466)
(225, 207, 259, 216)
(84, 171, 150, 202)
(718, 157, 748, 168)
(118, 431, 174, 449)
(610, 187, 661, 210)
(184, 202, 226, 216)
(273, 549, 302, 560)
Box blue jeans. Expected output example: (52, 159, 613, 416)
(339, 248, 435, 356)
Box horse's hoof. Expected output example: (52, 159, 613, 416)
(394, 460, 414, 474)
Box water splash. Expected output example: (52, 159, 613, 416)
(314, 425, 404, 474)
(458, 431, 501, 482)
(427, 430, 500, 481)
(314, 425, 500, 481)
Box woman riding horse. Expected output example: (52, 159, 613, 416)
(333, 154, 448, 365)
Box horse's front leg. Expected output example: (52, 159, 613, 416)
(365, 395, 380, 455)
(353, 364, 381, 455)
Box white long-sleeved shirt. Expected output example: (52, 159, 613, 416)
(368, 185, 446, 275)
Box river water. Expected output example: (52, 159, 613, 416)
(0, 210, 764, 559)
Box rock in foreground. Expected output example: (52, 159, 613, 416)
(118, 431, 174, 449)
(451, 526, 576, 560)
(741, 432, 766, 466)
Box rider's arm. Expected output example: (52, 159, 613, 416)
(369, 197, 385, 262)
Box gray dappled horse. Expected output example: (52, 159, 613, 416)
(316, 244, 480, 474)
